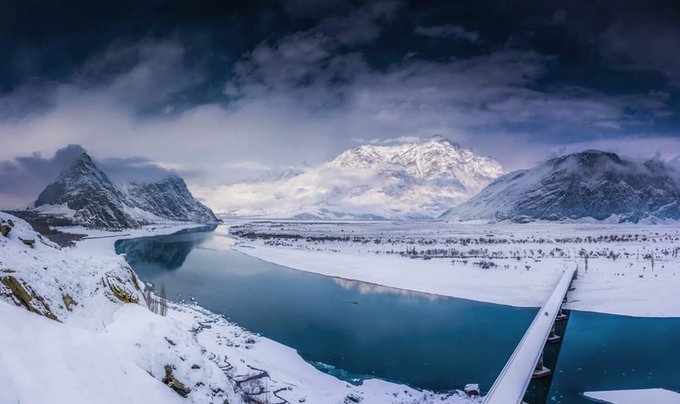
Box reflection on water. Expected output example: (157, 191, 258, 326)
(333, 277, 443, 301)
(116, 226, 536, 393)
(115, 225, 217, 270)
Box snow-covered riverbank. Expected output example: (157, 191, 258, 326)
(230, 221, 680, 318)
(234, 243, 562, 307)
(0, 213, 478, 404)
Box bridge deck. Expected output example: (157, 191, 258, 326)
(483, 265, 577, 404)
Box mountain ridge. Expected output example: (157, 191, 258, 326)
(441, 150, 680, 223)
(33, 152, 218, 229)
(215, 136, 505, 219)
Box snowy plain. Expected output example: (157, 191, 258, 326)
(230, 220, 680, 318)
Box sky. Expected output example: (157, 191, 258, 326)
(0, 0, 680, 208)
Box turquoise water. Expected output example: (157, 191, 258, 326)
(549, 311, 680, 403)
(115, 225, 536, 393)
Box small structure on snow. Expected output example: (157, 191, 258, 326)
(464, 383, 480, 396)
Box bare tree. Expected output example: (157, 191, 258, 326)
(159, 283, 168, 317)
(144, 283, 168, 316)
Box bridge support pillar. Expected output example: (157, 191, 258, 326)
(547, 325, 561, 344)
(532, 353, 552, 379)
(556, 308, 568, 321)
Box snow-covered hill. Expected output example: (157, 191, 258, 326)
(0, 212, 236, 403)
(211, 136, 504, 219)
(441, 150, 680, 223)
(33, 152, 218, 229)
(0, 212, 478, 404)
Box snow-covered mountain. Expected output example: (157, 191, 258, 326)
(34, 153, 145, 228)
(210, 136, 504, 219)
(123, 175, 218, 224)
(441, 150, 680, 223)
(33, 152, 218, 229)
(329, 135, 503, 193)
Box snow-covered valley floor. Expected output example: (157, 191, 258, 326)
(230, 220, 680, 318)
(0, 213, 479, 404)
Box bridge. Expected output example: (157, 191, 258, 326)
(483, 265, 577, 404)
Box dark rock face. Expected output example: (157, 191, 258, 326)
(33, 152, 219, 229)
(162, 365, 191, 397)
(442, 150, 680, 223)
(125, 175, 218, 223)
(35, 153, 142, 229)
(0, 219, 13, 236)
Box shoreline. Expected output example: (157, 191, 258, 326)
(71, 222, 478, 403)
(227, 221, 680, 318)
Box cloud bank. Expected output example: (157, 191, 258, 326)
(0, 0, 679, 210)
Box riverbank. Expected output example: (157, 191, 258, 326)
(0, 213, 478, 404)
(75, 223, 481, 403)
(230, 221, 680, 318)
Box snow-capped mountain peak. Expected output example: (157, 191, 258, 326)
(210, 136, 505, 219)
(35, 152, 142, 228)
(33, 152, 218, 228)
(36, 152, 122, 206)
(329, 136, 504, 192)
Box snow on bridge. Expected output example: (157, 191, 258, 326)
(483, 265, 577, 404)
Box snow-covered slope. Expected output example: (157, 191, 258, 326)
(0, 212, 237, 403)
(209, 136, 504, 219)
(441, 150, 680, 223)
(123, 175, 218, 224)
(33, 152, 218, 229)
(0, 212, 479, 404)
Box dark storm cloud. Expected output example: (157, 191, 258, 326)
(600, 23, 680, 85)
(0, 144, 86, 208)
(415, 24, 481, 43)
(97, 156, 177, 183)
(0, 0, 679, 209)
(73, 40, 205, 112)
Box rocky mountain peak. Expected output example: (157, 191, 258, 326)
(442, 149, 680, 223)
(35, 152, 122, 208)
(56, 152, 104, 182)
(32, 150, 218, 228)
(549, 149, 623, 170)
